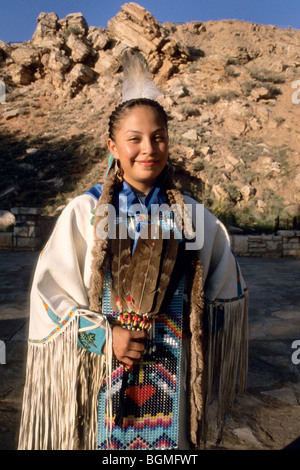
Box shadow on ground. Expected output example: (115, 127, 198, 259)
(0, 254, 299, 450)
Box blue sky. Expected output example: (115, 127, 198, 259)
(0, 0, 299, 43)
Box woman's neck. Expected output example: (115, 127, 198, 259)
(123, 179, 153, 196)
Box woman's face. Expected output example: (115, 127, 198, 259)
(107, 105, 169, 194)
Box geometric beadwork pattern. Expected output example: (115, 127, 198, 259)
(97, 275, 184, 450)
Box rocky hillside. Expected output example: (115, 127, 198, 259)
(1, 2, 300, 232)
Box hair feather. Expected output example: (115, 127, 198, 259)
(122, 49, 161, 102)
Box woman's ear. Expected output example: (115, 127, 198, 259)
(107, 138, 119, 159)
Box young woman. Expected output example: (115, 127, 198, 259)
(18, 58, 248, 451)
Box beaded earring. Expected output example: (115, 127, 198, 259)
(104, 153, 115, 180)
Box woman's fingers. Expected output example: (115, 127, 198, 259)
(112, 326, 147, 365)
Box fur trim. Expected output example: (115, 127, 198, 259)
(188, 257, 205, 446)
(88, 171, 119, 313)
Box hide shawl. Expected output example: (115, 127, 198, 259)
(18, 181, 248, 450)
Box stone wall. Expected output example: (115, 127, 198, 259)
(1, 207, 300, 258)
(231, 231, 300, 258)
(0, 207, 54, 251)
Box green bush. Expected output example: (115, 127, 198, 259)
(206, 93, 220, 104)
(179, 105, 200, 117)
(194, 159, 205, 171)
(248, 68, 285, 84)
(191, 96, 207, 105)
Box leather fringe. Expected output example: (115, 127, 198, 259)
(75, 348, 106, 450)
(200, 292, 249, 447)
(18, 318, 107, 450)
(18, 319, 79, 450)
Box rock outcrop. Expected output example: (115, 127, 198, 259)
(1, 3, 193, 97)
(0, 2, 300, 230)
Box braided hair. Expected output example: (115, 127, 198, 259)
(88, 98, 192, 311)
(88, 101, 205, 441)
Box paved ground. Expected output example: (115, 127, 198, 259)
(0, 252, 299, 451)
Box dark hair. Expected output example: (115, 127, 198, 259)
(89, 100, 193, 312)
(108, 98, 168, 141)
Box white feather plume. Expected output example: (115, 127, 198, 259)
(122, 49, 161, 102)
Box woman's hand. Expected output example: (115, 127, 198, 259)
(103, 325, 147, 366)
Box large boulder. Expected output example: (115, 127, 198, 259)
(0, 210, 15, 231)
(10, 46, 40, 67)
(251, 86, 273, 102)
(66, 34, 91, 63)
(8, 45, 42, 85)
(87, 27, 111, 51)
(66, 63, 94, 86)
(224, 116, 247, 137)
(94, 50, 120, 75)
(47, 50, 71, 73)
(107, 3, 191, 81)
(31, 12, 59, 43)
(8, 63, 35, 85)
(240, 184, 256, 202)
(0, 40, 12, 62)
(108, 3, 164, 55)
(59, 12, 89, 36)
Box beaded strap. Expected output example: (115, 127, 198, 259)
(97, 269, 185, 450)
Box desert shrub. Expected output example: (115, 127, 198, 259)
(179, 105, 200, 117)
(223, 183, 240, 203)
(224, 65, 240, 78)
(242, 80, 257, 96)
(225, 56, 238, 66)
(194, 159, 205, 171)
(234, 205, 257, 228)
(220, 89, 239, 101)
(63, 26, 82, 39)
(228, 138, 263, 164)
(248, 68, 285, 84)
(191, 95, 207, 105)
(5, 90, 22, 102)
(206, 93, 220, 104)
(212, 201, 237, 226)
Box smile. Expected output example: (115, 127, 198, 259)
(137, 161, 157, 167)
